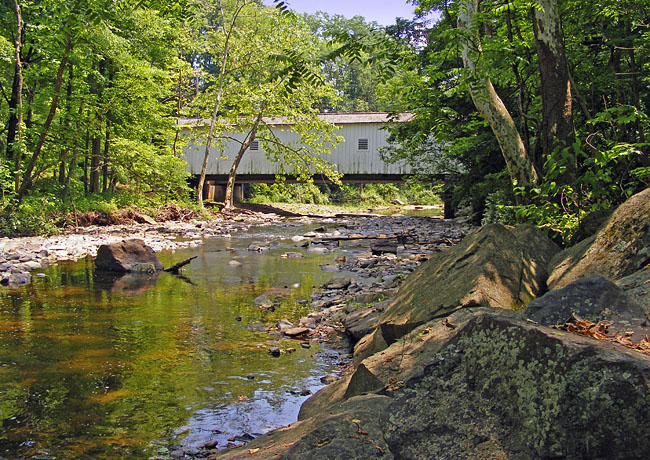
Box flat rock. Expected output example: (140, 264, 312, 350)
(284, 327, 310, 337)
(322, 277, 354, 290)
(342, 300, 389, 342)
(252, 294, 273, 309)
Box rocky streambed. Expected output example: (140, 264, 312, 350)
(202, 188, 650, 460)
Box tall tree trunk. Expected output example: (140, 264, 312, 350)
(102, 119, 110, 193)
(90, 135, 101, 193)
(532, 0, 575, 177)
(458, 0, 538, 192)
(10, 0, 24, 193)
(12, 37, 72, 209)
(224, 107, 266, 209)
(89, 59, 106, 194)
(59, 62, 74, 187)
(197, 1, 249, 207)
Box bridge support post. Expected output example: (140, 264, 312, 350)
(233, 184, 243, 203)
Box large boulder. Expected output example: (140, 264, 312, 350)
(94, 239, 163, 273)
(353, 224, 559, 364)
(548, 187, 650, 289)
(618, 266, 650, 312)
(383, 313, 650, 460)
(300, 308, 502, 421)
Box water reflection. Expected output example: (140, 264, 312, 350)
(93, 271, 162, 296)
(0, 225, 348, 459)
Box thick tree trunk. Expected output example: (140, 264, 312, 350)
(12, 38, 72, 208)
(224, 108, 266, 209)
(458, 0, 538, 191)
(532, 0, 575, 175)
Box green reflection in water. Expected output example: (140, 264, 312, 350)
(0, 226, 345, 459)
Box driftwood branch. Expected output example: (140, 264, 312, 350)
(164, 256, 197, 274)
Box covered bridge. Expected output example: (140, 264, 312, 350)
(179, 112, 414, 200)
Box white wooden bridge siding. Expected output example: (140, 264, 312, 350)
(180, 113, 411, 177)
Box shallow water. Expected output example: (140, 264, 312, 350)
(0, 225, 346, 459)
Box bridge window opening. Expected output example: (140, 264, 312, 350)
(358, 138, 369, 150)
(249, 140, 260, 151)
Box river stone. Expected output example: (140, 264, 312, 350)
(322, 277, 354, 290)
(243, 322, 266, 333)
(94, 239, 163, 273)
(252, 294, 273, 309)
(370, 241, 397, 255)
(3, 272, 31, 287)
(276, 319, 295, 334)
(341, 300, 389, 342)
(284, 327, 310, 337)
(548, 187, 650, 289)
(354, 224, 560, 364)
(525, 275, 649, 339)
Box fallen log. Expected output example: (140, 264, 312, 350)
(164, 256, 197, 274)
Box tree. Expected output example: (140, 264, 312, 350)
(382, 0, 649, 231)
(0, 0, 191, 212)
(189, 1, 341, 209)
(457, 0, 538, 191)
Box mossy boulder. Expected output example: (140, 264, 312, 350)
(384, 312, 650, 460)
(549, 187, 650, 289)
(353, 224, 559, 364)
(301, 308, 505, 420)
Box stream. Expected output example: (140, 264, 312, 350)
(0, 223, 352, 460)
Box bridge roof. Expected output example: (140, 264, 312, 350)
(178, 112, 414, 128)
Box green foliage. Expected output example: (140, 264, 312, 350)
(0, 196, 60, 236)
(383, 0, 650, 231)
(247, 183, 330, 205)
(247, 181, 442, 207)
(514, 128, 649, 242)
